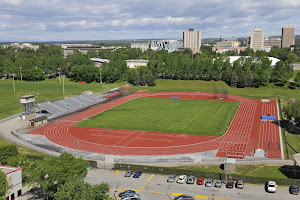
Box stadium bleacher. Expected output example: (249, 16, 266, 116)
(37, 92, 118, 119)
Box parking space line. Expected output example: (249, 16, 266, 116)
(195, 195, 209, 199)
(172, 193, 184, 196)
(142, 190, 166, 195)
(114, 170, 120, 175)
(139, 174, 154, 191)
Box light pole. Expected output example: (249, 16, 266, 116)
(19, 67, 22, 82)
(77, 139, 80, 158)
(99, 67, 102, 84)
(58, 67, 61, 83)
(12, 73, 16, 92)
(62, 75, 66, 93)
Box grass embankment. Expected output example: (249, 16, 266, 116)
(115, 163, 300, 185)
(75, 98, 239, 136)
(0, 78, 127, 119)
(131, 79, 300, 100)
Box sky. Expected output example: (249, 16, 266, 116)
(0, 0, 299, 42)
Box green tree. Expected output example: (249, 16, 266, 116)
(54, 175, 110, 200)
(294, 72, 300, 89)
(0, 145, 18, 165)
(0, 170, 8, 200)
(284, 101, 300, 126)
(27, 153, 88, 197)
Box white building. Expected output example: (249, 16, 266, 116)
(250, 28, 264, 52)
(2, 43, 39, 51)
(183, 28, 201, 53)
(0, 166, 22, 200)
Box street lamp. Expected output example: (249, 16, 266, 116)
(61, 75, 66, 93)
(19, 67, 22, 82)
(99, 67, 102, 84)
(58, 67, 61, 83)
(12, 73, 16, 92)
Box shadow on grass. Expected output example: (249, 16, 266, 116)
(278, 165, 300, 179)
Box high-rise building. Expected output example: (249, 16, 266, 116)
(183, 28, 201, 53)
(250, 28, 264, 52)
(281, 26, 295, 48)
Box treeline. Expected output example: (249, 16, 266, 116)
(0, 145, 110, 199)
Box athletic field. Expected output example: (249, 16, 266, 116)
(74, 97, 239, 136)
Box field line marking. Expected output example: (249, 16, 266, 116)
(139, 174, 154, 191)
(114, 170, 119, 175)
(172, 193, 184, 196)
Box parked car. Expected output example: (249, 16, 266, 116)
(186, 176, 195, 184)
(119, 190, 136, 197)
(226, 181, 234, 189)
(121, 193, 140, 200)
(289, 185, 299, 195)
(236, 180, 244, 189)
(214, 180, 222, 188)
(167, 174, 176, 183)
(197, 177, 204, 185)
(125, 170, 134, 177)
(177, 175, 187, 184)
(266, 181, 277, 193)
(174, 194, 194, 200)
(133, 171, 142, 178)
(205, 179, 214, 187)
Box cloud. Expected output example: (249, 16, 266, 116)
(0, 0, 299, 41)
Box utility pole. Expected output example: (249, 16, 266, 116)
(19, 67, 22, 82)
(58, 67, 61, 83)
(12, 73, 16, 92)
(225, 150, 228, 184)
(62, 75, 65, 93)
(77, 139, 80, 158)
(99, 67, 102, 84)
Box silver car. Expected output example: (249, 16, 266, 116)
(186, 176, 195, 184)
(167, 174, 176, 183)
(214, 180, 222, 188)
(236, 180, 244, 189)
(205, 179, 214, 187)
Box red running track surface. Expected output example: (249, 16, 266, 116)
(27, 92, 282, 159)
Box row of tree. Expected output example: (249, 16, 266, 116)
(0, 145, 110, 200)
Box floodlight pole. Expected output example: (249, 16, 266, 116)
(225, 150, 228, 184)
(12, 73, 16, 92)
(99, 67, 102, 84)
(19, 67, 22, 82)
(62, 75, 65, 93)
(58, 67, 61, 83)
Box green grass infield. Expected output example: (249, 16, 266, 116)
(74, 97, 239, 137)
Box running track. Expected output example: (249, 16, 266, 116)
(27, 92, 282, 159)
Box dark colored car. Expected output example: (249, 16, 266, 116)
(133, 171, 142, 178)
(174, 194, 194, 200)
(226, 181, 234, 189)
(118, 190, 136, 197)
(125, 170, 134, 177)
(197, 177, 204, 185)
(289, 185, 299, 195)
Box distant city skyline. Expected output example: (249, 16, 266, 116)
(0, 0, 299, 42)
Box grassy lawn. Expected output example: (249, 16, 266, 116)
(131, 79, 300, 100)
(0, 78, 127, 119)
(286, 133, 300, 155)
(0, 137, 46, 158)
(75, 98, 239, 136)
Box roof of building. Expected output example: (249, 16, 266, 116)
(19, 95, 35, 99)
(224, 158, 236, 164)
(90, 58, 110, 63)
(228, 56, 280, 66)
(0, 166, 22, 174)
(30, 115, 47, 122)
(126, 59, 149, 63)
(293, 153, 300, 166)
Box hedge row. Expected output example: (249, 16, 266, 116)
(114, 163, 300, 186)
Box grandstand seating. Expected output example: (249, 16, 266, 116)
(37, 92, 115, 119)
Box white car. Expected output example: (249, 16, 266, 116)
(177, 175, 187, 184)
(266, 181, 277, 193)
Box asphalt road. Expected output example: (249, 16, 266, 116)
(84, 168, 298, 200)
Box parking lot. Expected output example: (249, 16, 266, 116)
(84, 168, 299, 200)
